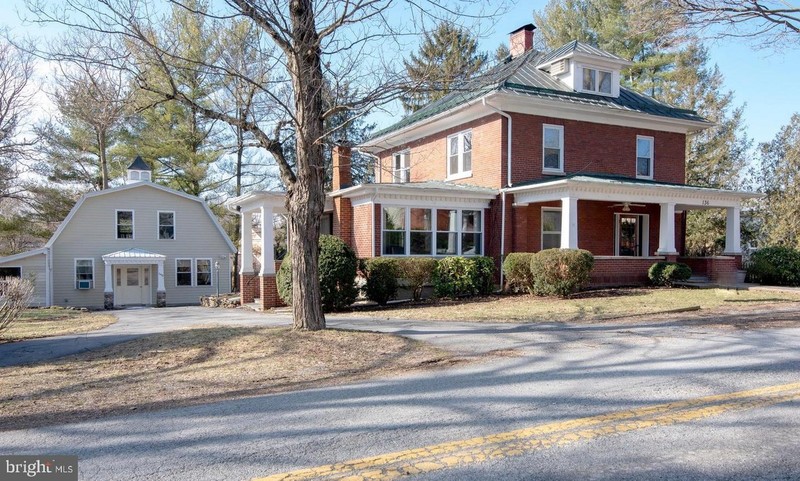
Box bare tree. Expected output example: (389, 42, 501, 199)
(667, 0, 800, 46)
(0, 41, 36, 199)
(23, 0, 505, 330)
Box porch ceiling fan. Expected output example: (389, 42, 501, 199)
(609, 202, 645, 212)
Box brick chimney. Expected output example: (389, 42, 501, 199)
(509, 24, 536, 58)
(332, 142, 352, 191)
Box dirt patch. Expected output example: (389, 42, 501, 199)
(643, 303, 800, 330)
(0, 326, 459, 431)
(1, 310, 117, 343)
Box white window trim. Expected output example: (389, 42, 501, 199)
(157, 211, 176, 240)
(0, 266, 22, 278)
(74, 258, 95, 290)
(392, 151, 411, 184)
(381, 206, 484, 257)
(541, 207, 562, 250)
(581, 66, 614, 95)
(175, 258, 193, 287)
(636, 135, 654, 180)
(446, 130, 473, 180)
(195, 258, 213, 287)
(542, 124, 565, 174)
(614, 213, 650, 256)
(115, 209, 135, 240)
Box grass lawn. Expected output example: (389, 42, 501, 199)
(0, 326, 456, 431)
(1, 309, 117, 343)
(343, 288, 800, 323)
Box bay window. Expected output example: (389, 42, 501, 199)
(383, 206, 482, 256)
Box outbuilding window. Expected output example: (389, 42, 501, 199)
(116, 210, 134, 239)
(75, 259, 94, 289)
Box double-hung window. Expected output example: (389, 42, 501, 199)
(582, 67, 612, 95)
(195, 259, 212, 286)
(541, 208, 562, 250)
(392, 151, 410, 183)
(176, 259, 192, 286)
(158, 211, 175, 240)
(383, 207, 482, 256)
(543, 125, 564, 173)
(116, 210, 134, 239)
(447, 130, 472, 178)
(75, 259, 94, 289)
(636, 136, 654, 179)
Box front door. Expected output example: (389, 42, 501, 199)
(617, 214, 647, 256)
(115, 265, 151, 306)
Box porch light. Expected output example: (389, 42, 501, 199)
(214, 260, 220, 297)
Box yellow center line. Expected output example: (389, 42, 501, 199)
(253, 381, 800, 481)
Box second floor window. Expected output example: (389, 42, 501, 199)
(636, 136, 654, 179)
(447, 130, 472, 178)
(543, 125, 564, 173)
(158, 211, 175, 240)
(116, 210, 134, 239)
(392, 151, 410, 183)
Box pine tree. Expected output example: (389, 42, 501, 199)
(402, 22, 487, 113)
(753, 114, 800, 249)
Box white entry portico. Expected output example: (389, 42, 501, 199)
(102, 248, 166, 308)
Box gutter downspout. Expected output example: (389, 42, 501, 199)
(483, 98, 513, 291)
(46, 246, 52, 307)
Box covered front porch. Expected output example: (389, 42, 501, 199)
(101, 248, 166, 309)
(507, 175, 761, 285)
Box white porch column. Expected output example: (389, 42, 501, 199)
(240, 210, 254, 274)
(103, 262, 113, 293)
(656, 202, 678, 255)
(260, 205, 275, 276)
(560, 196, 579, 249)
(157, 260, 165, 291)
(724, 206, 742, 254)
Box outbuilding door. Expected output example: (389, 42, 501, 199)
(114, 265, 151, 306)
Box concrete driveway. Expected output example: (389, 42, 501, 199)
(0, 306, 292, 367)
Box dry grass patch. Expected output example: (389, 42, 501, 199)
(0, 326, 455, 431)
(344, 288, 800, 323)
(1, 309, 117, 343)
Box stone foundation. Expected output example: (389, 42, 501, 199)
(104, 292, 114, 310)
(156, 290, 166, 307)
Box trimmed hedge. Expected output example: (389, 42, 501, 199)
(648, 261, 692, 287)
(503, 252, 535, 294)
(432, 256, 495, 298)
(746, 246, 800, 286)
(362, 258, 400, 305)
(396, 258, 437, 301)
(276, 235, 358, 312)
(529, 248, 594, 297)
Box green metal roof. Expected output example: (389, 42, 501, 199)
(368, 44, 709, 142)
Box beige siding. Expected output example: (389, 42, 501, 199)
(0, 253, 47, 307)
(52, 184, 233, 308)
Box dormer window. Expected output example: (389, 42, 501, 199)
(582, 67, 612, 95)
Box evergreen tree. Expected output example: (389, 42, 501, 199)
(752, 114, 800, 249)
(402, 22, 487, 113)
(121, 0, 223, 197)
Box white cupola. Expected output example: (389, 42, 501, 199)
(536, 41, 633, 98)
(127, 155, 152, 183)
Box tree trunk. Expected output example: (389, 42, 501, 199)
(286, 0, 326, 330)
(98, 129, 109, 189)
(233, 122, 244, 293)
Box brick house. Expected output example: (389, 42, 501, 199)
(228, 24, 759, 309)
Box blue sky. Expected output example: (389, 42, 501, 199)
(7, 0, 798, 145)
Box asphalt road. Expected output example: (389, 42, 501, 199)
(1, 308, 799, 480)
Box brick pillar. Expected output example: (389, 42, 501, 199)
(332, 142, 355, 249)
(240, 273, 258, 304)
(260, 275, 281, 310)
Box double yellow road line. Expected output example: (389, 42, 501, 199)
(254, 381, 800, 481)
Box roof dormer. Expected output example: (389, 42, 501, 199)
(127, 155, 152, 183)
(536, 41, 633, 98)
